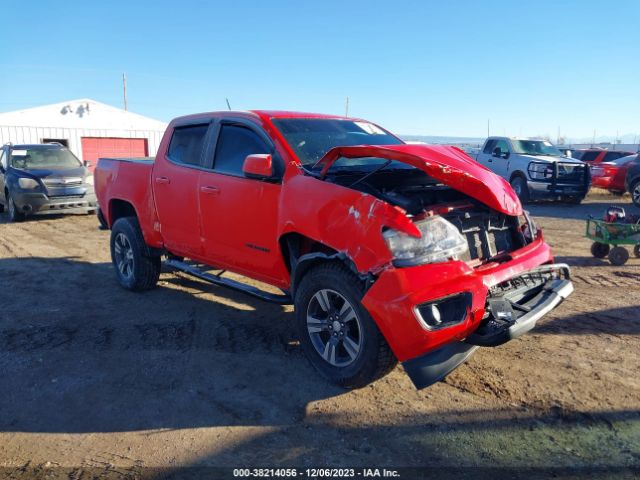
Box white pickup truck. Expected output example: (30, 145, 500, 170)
(475, 137, 590, 203)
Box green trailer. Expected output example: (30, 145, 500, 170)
(586, 217, 640, 265)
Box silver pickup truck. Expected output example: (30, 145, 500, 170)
(475, 137, 590, 204)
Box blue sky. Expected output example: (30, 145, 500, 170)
(1, 0, 639, 140)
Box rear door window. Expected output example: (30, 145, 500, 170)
(167, 124, 209, 166)
(213, 124, 271, 176)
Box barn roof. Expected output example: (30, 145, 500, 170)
(0, 99, 167, 131)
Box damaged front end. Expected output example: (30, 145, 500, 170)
(309, 144, 573, 389)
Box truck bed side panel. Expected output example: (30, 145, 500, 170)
(94, 158, 163, 248)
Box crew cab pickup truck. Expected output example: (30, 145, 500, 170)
(475, 137, 590, 204)
(95, 111, 573, 389)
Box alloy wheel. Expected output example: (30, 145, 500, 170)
(306, 289, 363, 367)
(633, 183, 640, 206)
(113, 233, 134, 279)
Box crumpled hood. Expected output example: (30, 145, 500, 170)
(316, 144, 522, 216)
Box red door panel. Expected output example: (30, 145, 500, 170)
(81, 137, 148, 172)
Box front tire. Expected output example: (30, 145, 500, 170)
(510, 176, 530, 204)
(110, 217, 161, 291)
(294, 262, 397, 389)
(6, 190, 25, 222)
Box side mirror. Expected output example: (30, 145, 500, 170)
(242, 154, 273, 180)
(492, 147, 502, 158)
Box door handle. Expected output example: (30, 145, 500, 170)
(200, 186, 220, 195)
(155, 176, 171, 184)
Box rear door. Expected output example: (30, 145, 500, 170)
(152, 122, 211, 257)
(198, 119, 286, 284)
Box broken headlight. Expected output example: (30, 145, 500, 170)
(383, 215, 468, 267)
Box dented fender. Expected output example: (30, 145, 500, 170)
(278, 173, 417, 276)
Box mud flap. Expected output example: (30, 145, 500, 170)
(402, 342, 478, 390)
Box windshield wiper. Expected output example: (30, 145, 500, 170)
(348, 159, 393, 187)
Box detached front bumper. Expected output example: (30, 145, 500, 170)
(403, 265, 573, 389)
(362, 239, 573, 389)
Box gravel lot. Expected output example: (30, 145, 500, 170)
(0, 193, 638, 478)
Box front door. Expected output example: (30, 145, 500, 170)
(152, 123, 210, 258)
(198, 121, 286, 284)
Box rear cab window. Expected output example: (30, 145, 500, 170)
(167, 124, 209, 166)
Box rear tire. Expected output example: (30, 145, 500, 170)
(591, 242, 610, 259)
(110, 216, 161, 291)
(608, 246, 629, 266)
(631, 180, 640, 208)
(6, 190, 25, 222)
(564, 196, 584, 204)
(510, 176, 530, 204)
(634, 245, 640, 259)
(294, 262, 397, 389)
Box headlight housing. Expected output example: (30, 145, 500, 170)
(17, 177, 39, 189)
(528, 162, 554, 180)
(383, 215, 468, 267)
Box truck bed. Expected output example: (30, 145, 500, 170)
(94, 157, 158, 246)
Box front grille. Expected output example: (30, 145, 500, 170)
(446, 210, 523, 264)
(43, 177, 83, 187)
(555, 162, 588, 184)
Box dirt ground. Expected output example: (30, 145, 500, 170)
(0, 191, 638, 478)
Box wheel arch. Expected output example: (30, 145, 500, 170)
(279, 232, 369, 295)
(509, 170, 528, 183)
(108, 198, 138, 227)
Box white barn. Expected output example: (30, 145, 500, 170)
(0, 99, 167, 167)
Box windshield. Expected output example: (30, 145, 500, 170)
(10, 146, 82, 170)
(511, 140, 563, 157)
(272, 118, 405, 170)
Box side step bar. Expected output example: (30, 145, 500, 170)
(165, 259, 293, 305)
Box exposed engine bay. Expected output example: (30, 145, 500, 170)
(326, 167, 532, 264)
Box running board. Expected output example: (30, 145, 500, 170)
(165, 259, 293, 305)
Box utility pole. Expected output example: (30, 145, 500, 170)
(345, 97, 349, 117)
(225, 98, 232, 110)
(487, 119, 490, 137)
(557, 126, 560, 145)
(592, 129, 596, 147)
(122, 73, 128, 111)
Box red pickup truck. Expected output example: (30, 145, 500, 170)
(95, 111, 573, 389)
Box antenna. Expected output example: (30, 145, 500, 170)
(345, 97, 349, 117)
(225, 98, 232, 111)
(122, 73, 128, 111)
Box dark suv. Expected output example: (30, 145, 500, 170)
(0, 143, 97, 221)
(624, 155, 640, 207)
